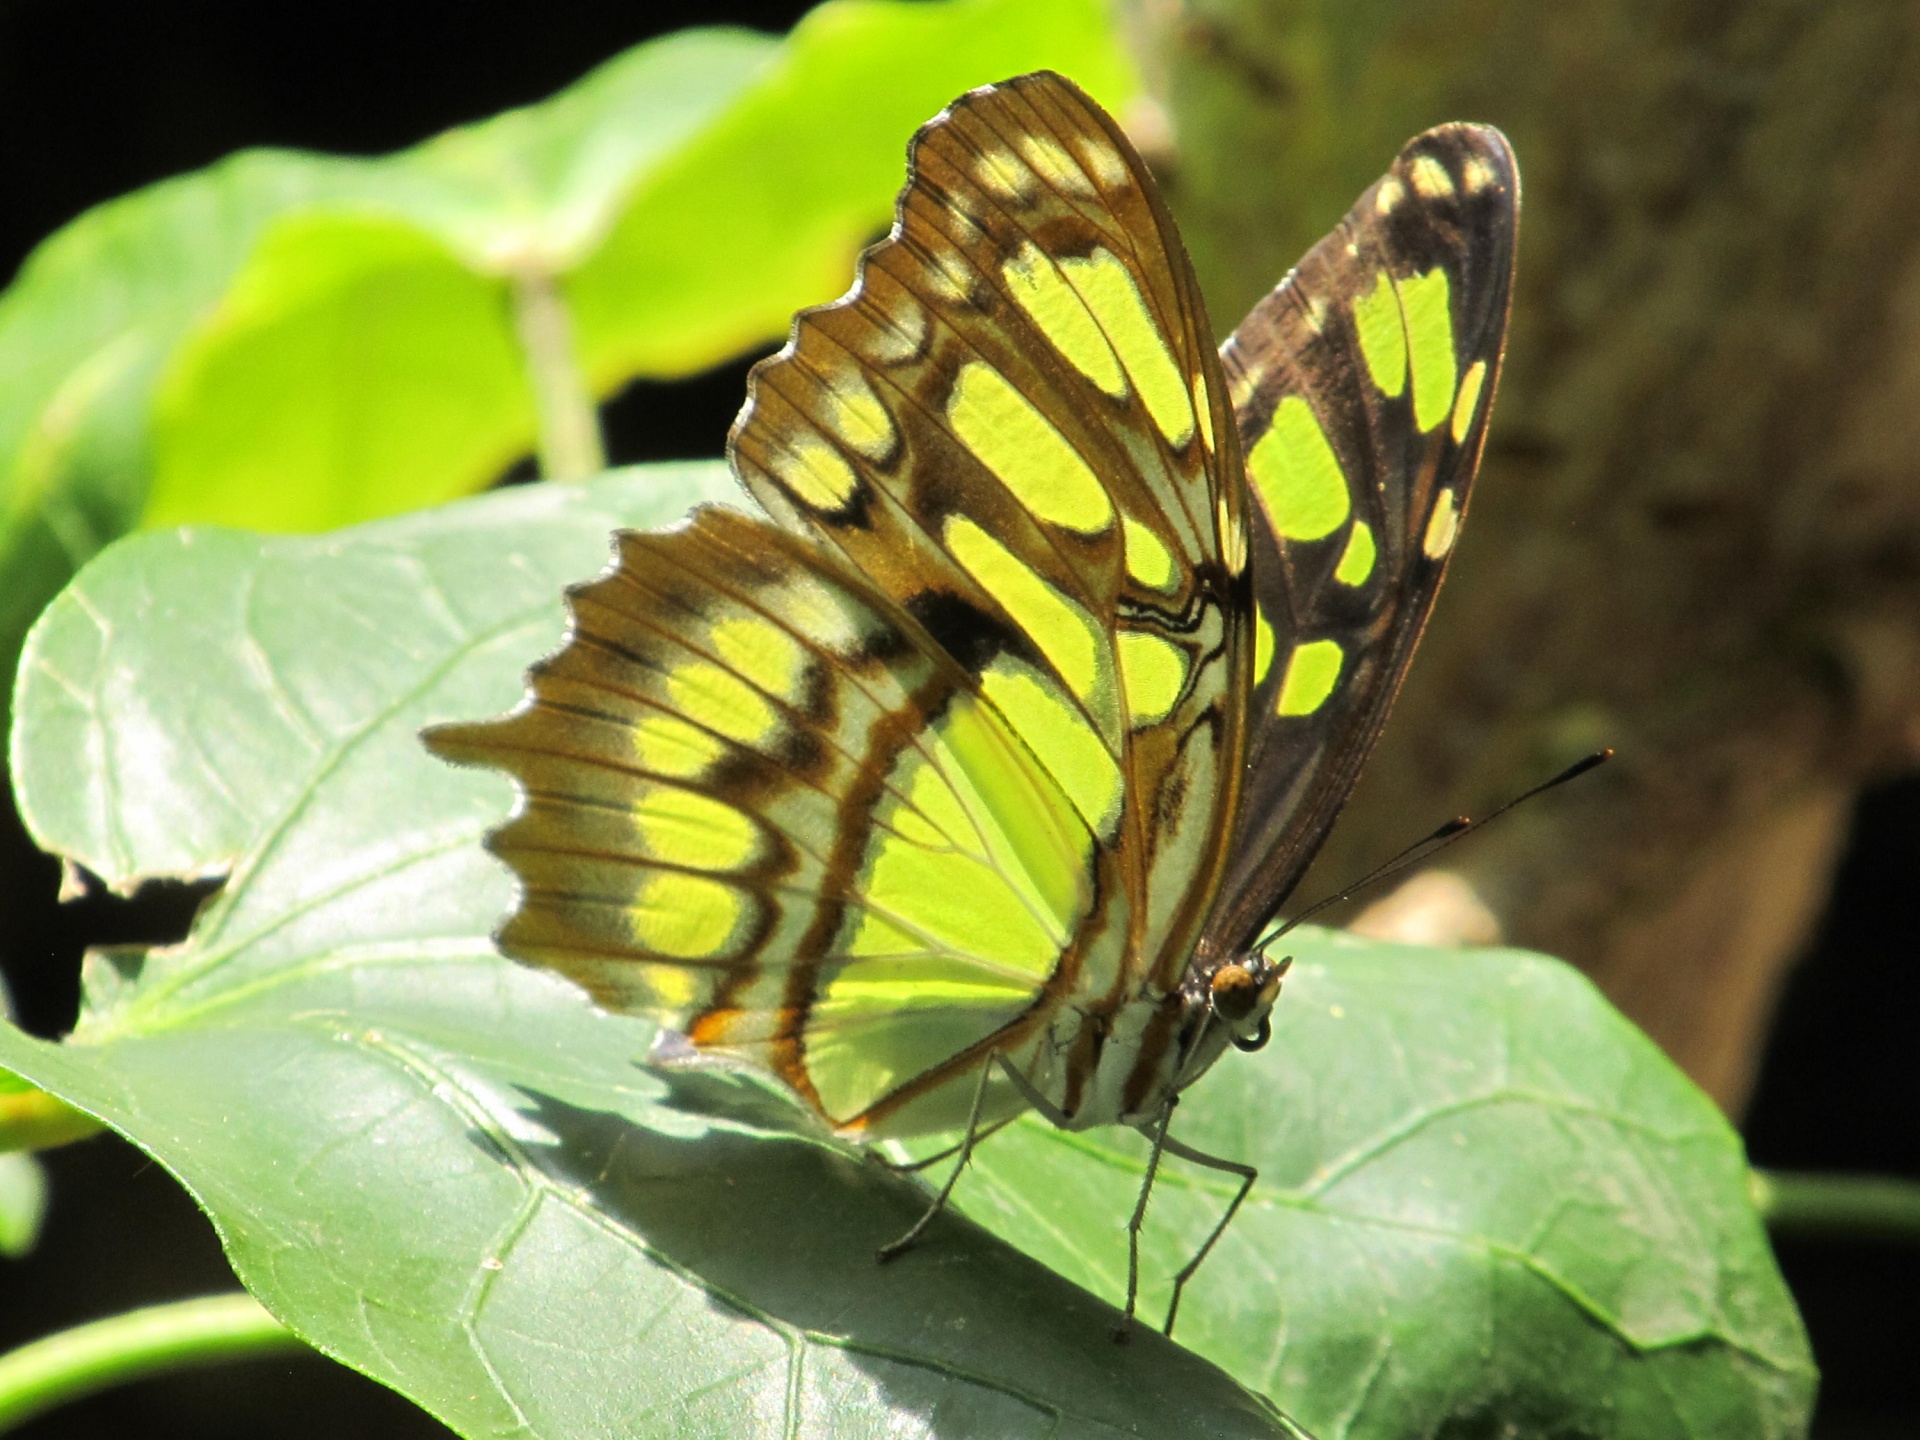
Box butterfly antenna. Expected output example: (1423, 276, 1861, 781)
(1260, 749, 1612, 947)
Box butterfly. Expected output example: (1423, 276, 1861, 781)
(426, 70, 1518, 1335)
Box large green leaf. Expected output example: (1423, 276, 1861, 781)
(0, 0, 1135, 733)
(2, 467, 1295, 1440)
(0, 146, 354, 737)
(5, 467, 1812, 1436)
(136, 26, 784, 534)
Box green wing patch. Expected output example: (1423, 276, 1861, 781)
(428, 506, 1098, 1137)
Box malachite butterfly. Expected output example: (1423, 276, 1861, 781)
(427, 70, 1518, 1332)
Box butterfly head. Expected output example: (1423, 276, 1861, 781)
(1174, 951, 1291, 1090)
(1214, 953, 1291, 1052)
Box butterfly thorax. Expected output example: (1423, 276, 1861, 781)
(1018, 946, 1288, 1132)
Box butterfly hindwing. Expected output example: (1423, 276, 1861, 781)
(1199, 124, 1520, 958)
(429, 505, 1100, 1136)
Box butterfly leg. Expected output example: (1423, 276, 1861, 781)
(986, 1059, 1162, 1344)
(872, 1114, 1019, 1175)
(1116, 1099, 1180, 1341)
(1153, 1130, 1258, 1337)
(875, 1051, 1002, 1263)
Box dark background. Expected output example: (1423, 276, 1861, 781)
(0, 2, 1913, 1435)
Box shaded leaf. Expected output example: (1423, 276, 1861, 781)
(8, 460, 1807, 1435)
(953, 936, 1818, 1438)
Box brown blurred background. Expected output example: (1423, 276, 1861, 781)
(0, 1, 1915, 1435)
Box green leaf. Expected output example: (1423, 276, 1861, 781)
(139, 26, 785, 532)
(144, 215, 540, 533)
(565, 0, 1139, 384)
(951, 937, 1818, 1438)
(0, 1153, 46, 1258)
(0, 0, 1133, 734)
(0, 148, 346, 738)
(3, 467, 1295, 1440)
(0, 1065, 51, 1257)
(4, 458, 1815, 1434)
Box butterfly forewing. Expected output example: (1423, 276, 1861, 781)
(1199, 124, 1520, 959)
(732, 73, 1249, 1032)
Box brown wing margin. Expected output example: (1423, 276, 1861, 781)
(1197, 124, 1521, 961)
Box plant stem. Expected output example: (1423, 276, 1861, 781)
(1752, 1168, 1920, 1243)
(0, 1087, 101, 1153)
(0, 1293, 299, 1433)
(509, 269, 606, 481)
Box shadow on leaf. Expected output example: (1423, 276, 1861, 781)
(492, 1072, 1308, 1440)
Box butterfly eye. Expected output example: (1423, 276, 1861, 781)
(1209, 963, 1260, 1022)
(1260, 954, 1291, 1005)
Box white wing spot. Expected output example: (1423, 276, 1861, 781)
(922, 249, 976, 304)
(823, 369, 897, 462)
(1076, 139, 1129, 189)
(1018, 134, 1094, 196)
(1217, 494, 1247, 575)
(976, 147, 1035, 203)
(1408, 155, 1455, 199)
(866, 297, 929, 366)
(1374, 178, 1405, 215)
(1422, 489, 1461, 558)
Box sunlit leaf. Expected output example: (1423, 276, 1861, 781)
(565, 0, 1139, 383)
(2, 467, 1295, 1440)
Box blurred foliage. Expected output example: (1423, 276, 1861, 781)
(0, 0, 1136, 728)
(0, 1065, 48, 1258)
